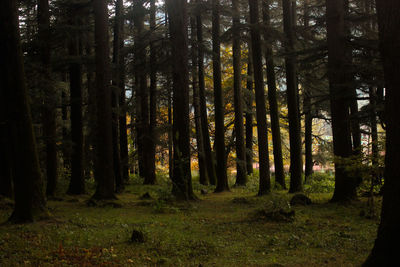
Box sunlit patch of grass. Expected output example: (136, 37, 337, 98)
(0, 174, 378, 266)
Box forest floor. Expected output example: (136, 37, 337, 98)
(0, 174, 379, 266)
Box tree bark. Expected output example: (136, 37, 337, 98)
(249, 0, 271, 195)
(38, 0, 58, 197)
(282, 0, 303, 193)
(67, 5, 85, 195)
(166, 0, 196, 200)
(326, 0, 357, 202)
(245, 45, 254, 175)
(263, 0, 285, 189)
(1, 0, 43, 222)
(190, 13, 208, 185)
(232, 0, 247, 186)
(196, 1, 217, 185)
(92, 0, 116, 200)
(212, 0, 229, 192)
(364, 0, 400, 264)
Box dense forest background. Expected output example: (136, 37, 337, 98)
(0, 0, 399, 265)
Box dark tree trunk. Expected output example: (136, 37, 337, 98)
(364, 0, 400, 264)
(92, 0, 116, 200)
(369, 87, 379, 168)
(263, 0, 285, 189)
(67, 6, 85, 195)
(147, 0, 157, 185)
(38, 0, 58, 197)
(326, 0, 357, 202)
(0, 122, 12, 198)
(245, 46, 254, 175)
(165, 8, 173, 181)
(196, 2, 217, 185)
(112, 0, 124, 192)
(1, 0, 42, 222)
(212, 0, 229, 192)
(190, 14, 208, 185)
(282, 0, 303, 193)
(232, 0, 247, 186)
(303, 0, 313, 181)
(166, 0, 196, 200)
(115, 0, 129, 183)
(249, 0, 271, 195)
(61, 72, 71, 168)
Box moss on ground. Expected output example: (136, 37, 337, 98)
(0, 174, 379, 266)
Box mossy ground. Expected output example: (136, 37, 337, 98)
(0, 174, 379, 266)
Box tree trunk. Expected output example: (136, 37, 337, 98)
(212, 0, 229, 192)
(0, 118, 12, 198)
(115, 0, 129, 183)
(282, 0, 303, 193)
(249, 0, 271, 195)
(245, 45, 254, 175)
(364, 0, 400, 264)
(1, 0, 43, 222)
(67, 6, 85, 195)
(112, 0, 124, 192)
(190, 14, 208, 185)
(92, 0, 116, 200)
(166, 0, 196, 200)
(232, 0, 247, 186)
(147, 0, 157, 185)
(38, 0, 58, 197)
(326, 0, 357, 202)
(196, 1, 217, 185)
(263, 0, 285, 189)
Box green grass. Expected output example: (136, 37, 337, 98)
(0, 174, 379, 266)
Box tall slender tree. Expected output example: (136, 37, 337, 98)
(249, 0, 271, 195)
(212, 0, 229, 192)
(232, 0, 247, 186)
(263, 0, 285, 189)
(67, 4, 85, 195)
(282, 0, 303, 193)
(38, 0, 58, 197)
(245, 45, 254, 175)
(166, 0, 196, 200)
(196, 0, 217, 185)
(364, 0, 400, 264)
(92, 0, 116, 200)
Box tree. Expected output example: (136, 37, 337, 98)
(232, 0, 247, 186)
(67, 3, 85, 195)
(263, 0, 285, 189)
(92, 0, 116, 200)
(326, 0, 357, 202)
(249, 0, 271, 195)
(363, 0, 400, 265)
(245, 44, 254, 175)
(212, 0, 229, 192)
(166, 0, 196, 200)
(282, 0, 303, 193)
(112, 0, 124, 191)
(0, 0, 42, 222)
(196, 0, 217, 185)
(190, 11, 208, 185)
(38, 0, 58, 197)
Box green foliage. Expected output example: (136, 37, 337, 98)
(304, 172, 335, 193)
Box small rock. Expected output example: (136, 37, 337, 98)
(201, 189, 208, 195)
(131, 229, 145, 243)
(290, 194, 312, 206)
(139, 192, 152, 200)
